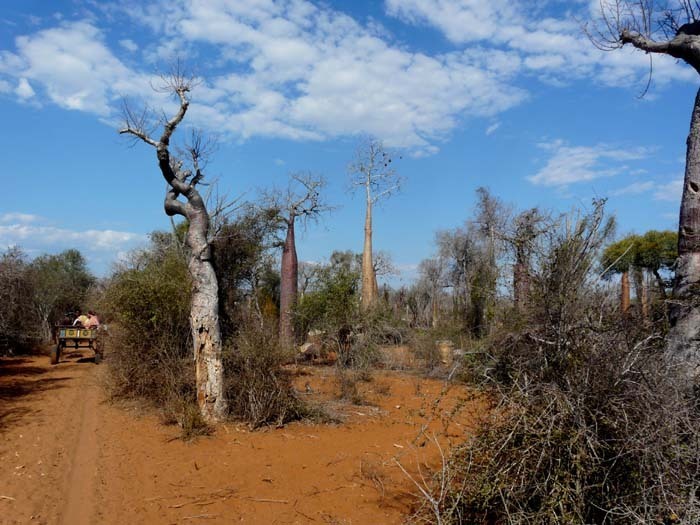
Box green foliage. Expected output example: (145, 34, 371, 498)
(29, 248, 95, 339)
(296, 250, 361, 338)
(634, 229, 677, 272)
(601, 230, 677, 277)
(601, 234, 638, 275)
(102, 245, 190, 334)
(212, 206, 280, 338)
(101, 232, 195, 433)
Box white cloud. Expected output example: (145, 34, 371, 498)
(610, 180, 655, 196)
(0, 222, 146, 251)
(654, 177, 683, 202)
(1, 21, 152, 115)
(0, 3, 527, 154)
(384, 0, 697, 89)
(0, 0, 688, 155)
(528, 140, 650, 187)
(0, 212, 41, 223)
(15, 77, 34, 99)
(485, 121, 500, 135)
(118, 38, 138, 52)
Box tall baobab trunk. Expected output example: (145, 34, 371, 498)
(279, 219, 298, 347)
(121, 78, 227, 423)
(361, 192, 378, 309)
(186, 203, 226, 421)
(620, 271, 630, 313)
(669, 87, 700, 377)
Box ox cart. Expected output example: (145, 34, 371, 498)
(51, 326, 103, 365)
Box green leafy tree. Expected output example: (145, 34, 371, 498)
(30, 249, 94, 341)
(634, 230, 677, 298)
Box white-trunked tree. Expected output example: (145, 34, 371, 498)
(119, 68, 226, 422)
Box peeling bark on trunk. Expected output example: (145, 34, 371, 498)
(186, 205, 226, 423)
(121, 86, 227, 423)
(669, 86, 700, 379)
(279, 219, 298, 348)
(621, 271, 630, 314)
(361, 194, 378, 309)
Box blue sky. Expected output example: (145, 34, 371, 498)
(0, 0, 695, 284)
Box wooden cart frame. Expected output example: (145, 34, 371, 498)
(51, 326, 103, 365)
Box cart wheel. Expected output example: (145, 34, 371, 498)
(50, 344, 61, 365)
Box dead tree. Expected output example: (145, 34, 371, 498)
(589, 0, 700, 378)
(349, 138, 402, 310)
(265, 173, 329, 348)
(119, 69, 226, 422)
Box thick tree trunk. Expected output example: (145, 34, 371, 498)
(187, 207, 226, 423)
(633, 268, 649, 322)
(279, 219, 298, 347)
(669, 86, 700, 379)
(621, 271, 630, 313)
(361, 194, 378, 309)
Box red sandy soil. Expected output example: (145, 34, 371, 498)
(0, 350, 485, 524)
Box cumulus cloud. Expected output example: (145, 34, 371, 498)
(528, 140, 651, 187)
(0, 0, 690, 155)
(0, 1, 526, 154)
(0, 21, 153, 115)
(384, 0, 696, 88)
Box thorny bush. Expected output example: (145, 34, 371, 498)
(414, 201, 700, 524)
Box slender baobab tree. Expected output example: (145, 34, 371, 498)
(506, 208, 546, 312)
(349, 138, 402, 309)
(265, 173, 330, 347)
(589, 0, 700, 375)
(119, 69, 226, 422)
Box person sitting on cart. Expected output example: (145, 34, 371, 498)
(73, 311, 89, 328)
(84, 311, 100, 329)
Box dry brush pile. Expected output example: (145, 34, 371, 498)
(413, 201, 700, 524)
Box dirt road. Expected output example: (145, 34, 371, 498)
(0, 352, 481, 524)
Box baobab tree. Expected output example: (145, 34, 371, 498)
(601, 235, 638, 314)
(265, 173, 330, 347)
(590, 1, 700, 375)
(349, 138, 402, 309)
(505, 208, 547, 312)
(119, 69, 226, 422)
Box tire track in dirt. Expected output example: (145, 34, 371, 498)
(58, 365, 100, 525)
(0, 353, 103, 524)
